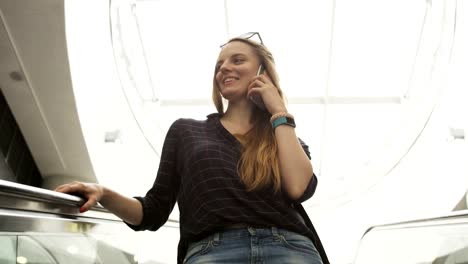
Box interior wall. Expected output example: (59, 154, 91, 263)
(0, 89, 41, 186)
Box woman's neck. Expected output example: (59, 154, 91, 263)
(221, 102, 254, 135)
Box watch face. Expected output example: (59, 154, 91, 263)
(286, 117, 296, 127)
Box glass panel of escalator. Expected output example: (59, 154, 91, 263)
(0, 236, 16, 264)
(18, 234, 137, 264)
(17, 236, 58, 264)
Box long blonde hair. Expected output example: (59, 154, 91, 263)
(212, 38, 284, 192)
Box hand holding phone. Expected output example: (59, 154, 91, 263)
(249, 65, 266, 110)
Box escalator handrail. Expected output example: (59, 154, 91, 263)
(0, 179, 180, 224)
(0, 179, 106, 211)
(362, 209, 468, 237)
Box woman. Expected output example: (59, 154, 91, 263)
(55, 33, 329, 264)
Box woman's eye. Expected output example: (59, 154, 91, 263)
(234, 58, 243, 64)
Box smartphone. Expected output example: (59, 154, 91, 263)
(250, 65, 266, 110)
(256, 64, 265, 75)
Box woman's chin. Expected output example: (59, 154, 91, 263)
(220, 88, 248, 99)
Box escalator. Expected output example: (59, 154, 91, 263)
(0, 179, 178, 264)
(354, 210, 468, 264)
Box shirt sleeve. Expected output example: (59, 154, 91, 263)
(125, 119, 182, 231)
(293, 137, 318, 203)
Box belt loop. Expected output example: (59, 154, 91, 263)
(248, 227, 256, 236)
(271, 226, 279, 236)
(213, 232, 220, 243)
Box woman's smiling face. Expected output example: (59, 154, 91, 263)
(215, 41, 261, 101)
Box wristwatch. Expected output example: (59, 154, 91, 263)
(271, 116, 296, 129)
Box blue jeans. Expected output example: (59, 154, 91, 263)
(183, 227, 323, 264)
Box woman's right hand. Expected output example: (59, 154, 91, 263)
(54, 181, 104, 213)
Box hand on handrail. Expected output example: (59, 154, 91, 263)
(55, 181, 104, 213)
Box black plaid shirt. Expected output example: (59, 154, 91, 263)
(126, 113, 329, 264)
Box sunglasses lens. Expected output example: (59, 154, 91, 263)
(239, 32, 255, 39)
(220, 32, 263, 48)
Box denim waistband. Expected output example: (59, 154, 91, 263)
(208, 226, 281, 242)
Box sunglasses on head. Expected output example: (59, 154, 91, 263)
(220, 32, 264, 48)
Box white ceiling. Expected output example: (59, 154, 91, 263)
(0, 0, 460, 206)
(1, 0, 457, 201)
(108, 0, 450, 202)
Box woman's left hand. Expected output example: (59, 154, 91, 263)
(247, 73, 287, 115)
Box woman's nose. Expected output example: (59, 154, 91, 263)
(219, 63, 232, 73)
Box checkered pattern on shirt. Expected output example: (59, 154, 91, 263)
(126, 113, 328, 264)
